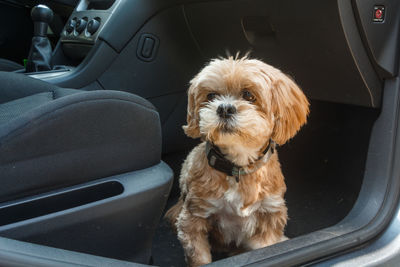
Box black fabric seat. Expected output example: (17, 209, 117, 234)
(0, 71, 163, 202)
(0, 71, 173, 263)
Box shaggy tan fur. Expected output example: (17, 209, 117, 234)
(166, 56, 309, 267)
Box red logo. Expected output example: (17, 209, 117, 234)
(375, 9, 383, 19)
(373, 6, 385, 22)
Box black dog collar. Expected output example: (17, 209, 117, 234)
(205, 140, 276, 182)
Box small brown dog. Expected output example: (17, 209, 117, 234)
(166, 56, 309, 267)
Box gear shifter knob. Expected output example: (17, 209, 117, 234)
(31, 5, 53, 36)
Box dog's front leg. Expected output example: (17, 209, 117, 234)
(245, 209, 288, 251)
(177, 206, 211, 267)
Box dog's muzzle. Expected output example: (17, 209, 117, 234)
(217, 104, 236, 119)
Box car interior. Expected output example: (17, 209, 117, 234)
(0, 0, 399, 266)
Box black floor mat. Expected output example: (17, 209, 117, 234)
(152, 197, 185, 267)
(152, 100, 378, 266)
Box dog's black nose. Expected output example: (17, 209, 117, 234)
(217, 104, 236, 118)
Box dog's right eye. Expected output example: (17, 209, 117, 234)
(207, 93, 218, 101)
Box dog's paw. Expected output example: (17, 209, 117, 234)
(280, 235, 289, 242)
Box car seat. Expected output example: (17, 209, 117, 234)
(0, 71, 173, 263)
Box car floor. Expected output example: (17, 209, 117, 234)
(152, 100, 379, 267)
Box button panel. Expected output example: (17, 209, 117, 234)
(61, 11, 109, 45)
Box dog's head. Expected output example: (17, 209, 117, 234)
(184, 56, 309, 164)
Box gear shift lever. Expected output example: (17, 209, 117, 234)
(26, 5, 54, 72)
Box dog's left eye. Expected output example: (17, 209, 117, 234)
(242, 90, 256, 102)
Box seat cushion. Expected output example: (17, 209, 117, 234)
(0, 59, 24, 72)
(0, 89, 79, 124)
(0, 71, 61, 104)
(0, 88, 162, 202)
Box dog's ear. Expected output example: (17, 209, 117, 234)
(270, 72, 309, 145)
(182, 83, 201, 138)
